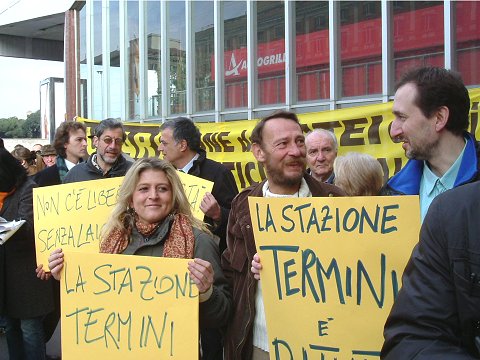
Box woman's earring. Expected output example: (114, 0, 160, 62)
(127, 206, 136, 215)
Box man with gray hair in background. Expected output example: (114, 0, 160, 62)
(64, 118, 132, 183)
(305, 128, 338, 183)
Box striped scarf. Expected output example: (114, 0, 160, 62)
(56, 156, 69, 182)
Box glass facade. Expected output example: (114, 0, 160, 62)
(127, 1, 140, 120)
(92, 1, 103, 118)
(168, 2, 186, 115)
(109, 0, 121, 119)
(194, 1, 214, 113)
(223, 1, 247, 110)
(455, 1, 480, 86)
(147, 1, 161, 118)
(79, 6, 87, 118)
(257, 1, 285, 106)
(341, 1, 382, 97)
(393, 1, 444, 81)
(78, 1, 480, 123)
(296, 1, 329, 102)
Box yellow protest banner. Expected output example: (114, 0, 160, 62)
(248, 196, 420, 359)
(33, 177, 123, 270)
(77, 87, 480, 190)
(60, 252, 199, 359)
(177, 170, 214, 220)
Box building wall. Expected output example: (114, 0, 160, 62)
(77, 0, 480, 123)
(2, 138, 50, 152)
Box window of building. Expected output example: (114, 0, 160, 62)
(257, 1, 285, 106)
(127, 1, 140, 120)
(92, 1, 103, 119)
(340, 1, 382, 97)
(169, 1, 186, 115)
(223, 1, 247, 110)
(455, 1, 480, 86)
(194, 1, 215, 113)
(147, 1, 161, 118)
(296, 1, 329, 102)
(109, 0, 121, 118)
(79, 5, 87, 118)
(393, 1, 444, 81)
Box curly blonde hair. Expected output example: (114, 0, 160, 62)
(101, 157, 209, 242)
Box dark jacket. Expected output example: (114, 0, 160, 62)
(33, 163, 61, 187)
(306, 169, 335, 184)
(0, 178, 54, 318)
(380, 132, 480, 196)
(189, 149, 239, 254)
(63, 154, 132, 183)
(122, 215, 232, 330)
(221, 174, 344, 360)
(382, 181, 480, 359)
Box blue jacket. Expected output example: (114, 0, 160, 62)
(380, 132, 480, 195)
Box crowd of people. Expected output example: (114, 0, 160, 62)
(8, 143, 59, 177)
(0, 66, 479, 359)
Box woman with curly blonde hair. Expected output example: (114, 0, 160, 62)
(45, 158, 231, 358)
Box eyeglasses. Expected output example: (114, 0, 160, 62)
(101, 137, 124, 145)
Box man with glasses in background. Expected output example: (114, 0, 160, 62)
(64, 118, 132, 183)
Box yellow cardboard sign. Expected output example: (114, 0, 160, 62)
(60, 252, 199, 359)
(33, 177, 124, 270)
(177, 170, 214, 221)
(248, 196, 420, 359)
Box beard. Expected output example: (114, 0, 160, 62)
(405, 138, 438, 161)
(264, 159, 306, 189)
(98, 151, 119, 165)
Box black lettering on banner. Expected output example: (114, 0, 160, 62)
(469, 102, 478, 135)
(202, 133, 221, 152)
(218, 132, 234, 152)
(377, 158, 404, 181)
(300, 123, 311, 133)
(133, 132, 157, 158)
(237, 130, 251, 152)
(224, 161, 266, 189)
(369, 115, 383, 144)
(340, 118, 368, 146)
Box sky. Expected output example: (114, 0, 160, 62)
(0, 56, 64, 119)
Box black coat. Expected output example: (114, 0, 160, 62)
(188, 149, 239, 253)
(63, 154, 132, 183)
(382, 181, 480, 359)
(33, 164, 61, 187)
(0, 178, 54, 318)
